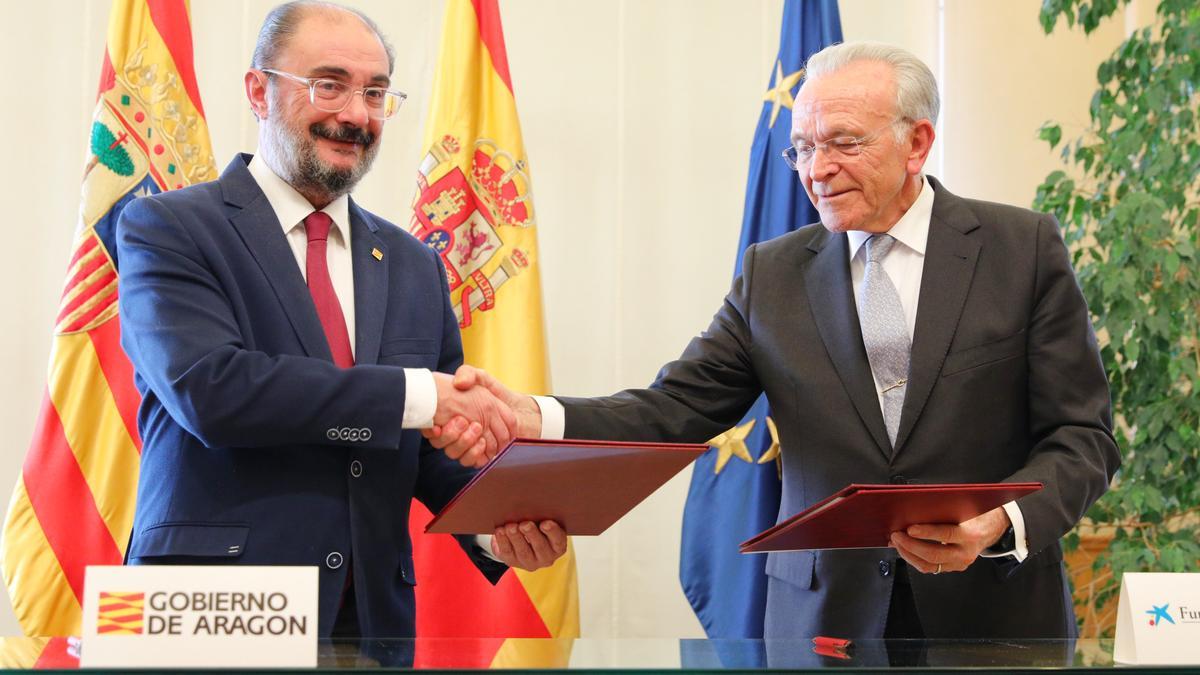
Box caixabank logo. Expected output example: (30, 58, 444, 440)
(96, 590, 309, 636)
(97, 592, 145, 635)
(1146, 603, 1200, 627)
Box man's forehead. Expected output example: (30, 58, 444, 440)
(790, 96, 874, 131)
(792, 76, 893, 130)
(279, 10, 389, 78)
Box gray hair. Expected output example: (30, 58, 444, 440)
(251, 1, 396, 75)
(803, 41, 940, 128)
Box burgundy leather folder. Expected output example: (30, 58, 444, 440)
(425, 438, 708, 535)
(739, 482, 1042, 553)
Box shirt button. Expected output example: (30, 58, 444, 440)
(879, 560, 891, 577)
(350, 460, 363, 478)
(326, 552, 344, 570)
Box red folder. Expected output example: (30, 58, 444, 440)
(739, 482, 1042, 553)
(425, 438, 708, 535)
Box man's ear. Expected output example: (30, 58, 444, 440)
(906, 119, 936, 176)
(245, 70, 269, 121)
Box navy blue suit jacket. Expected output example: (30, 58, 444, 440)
(117, 154, 505, 637)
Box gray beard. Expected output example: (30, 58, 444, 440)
(260, 114, 379, 202)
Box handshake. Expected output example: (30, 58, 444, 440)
(427, 366, 541, 468)
(426, 366, 566, 572)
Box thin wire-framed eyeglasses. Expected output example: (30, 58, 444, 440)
(261, 68, 407, 120)
(781, 118, 908, 170)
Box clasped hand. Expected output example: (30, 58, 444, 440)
(427, 366, 542, 467)
(431, 370, 519, 468)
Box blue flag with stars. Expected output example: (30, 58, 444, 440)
(678, 0, 842, 640)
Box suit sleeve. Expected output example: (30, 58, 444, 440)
(1005, 216, 1120, 553)
(560, 245, 765, 442)
(117, 195, 409, 450)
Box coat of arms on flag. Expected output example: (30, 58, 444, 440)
(411, 134, 535, 329)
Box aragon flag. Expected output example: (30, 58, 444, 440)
(0, 0, 214, 637)
(407, 0, 580, 663)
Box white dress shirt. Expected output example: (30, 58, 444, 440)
(536, 176, 1027, 561)
(247, 155, 437, 429)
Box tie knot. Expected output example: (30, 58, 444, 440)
(865, 234, 897, 263)
(304, 211, 333, 243)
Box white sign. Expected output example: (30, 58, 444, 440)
(1114, 572, 1200, 665)
(81, 565, 318, 668)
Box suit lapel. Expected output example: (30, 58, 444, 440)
(349, 200, 388, 366)
(893, 181, 981, 453)
(803, 230, 892, 458)
(221, 156, 332, 362)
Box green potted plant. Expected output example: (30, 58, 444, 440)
(1033, 0, 1200, 637)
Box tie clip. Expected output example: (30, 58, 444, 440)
(371, 248, 383, 261)
(880, 378, 907, 394)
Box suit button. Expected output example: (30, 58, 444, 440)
(350, 460, 363, 478)
(326, 428, 339, 441)
(890, 474, 907, 485)
(326, 552, 344, 570)
(879, 560, 891, 577)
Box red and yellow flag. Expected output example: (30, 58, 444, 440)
(408, 0, 580, 663)
(0, 0, 214, 637)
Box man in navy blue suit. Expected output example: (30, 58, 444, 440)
(116, 0, 566, 638)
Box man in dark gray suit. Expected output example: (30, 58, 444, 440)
(428, 41, 1119, 640)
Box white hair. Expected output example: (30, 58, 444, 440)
(803, 41, 940, 129)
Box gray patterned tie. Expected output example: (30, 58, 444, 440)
(860, 234, 910, 447)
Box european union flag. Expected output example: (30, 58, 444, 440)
(679, 0, 842, 640)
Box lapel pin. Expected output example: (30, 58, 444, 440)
(371, 247, 383, 261)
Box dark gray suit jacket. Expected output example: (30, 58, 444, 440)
(559, 177, 1119, 639)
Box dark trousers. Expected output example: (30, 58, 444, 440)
(884, 561, 927, 667)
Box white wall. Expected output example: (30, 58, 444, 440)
(0, 0, 1134, 638)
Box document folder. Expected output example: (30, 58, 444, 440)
(740, 482, 1042, 553)
(425, 438, 708, 535)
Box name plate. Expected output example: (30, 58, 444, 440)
(1114, 572, 1200, 665)
(81, 565, 318, 668)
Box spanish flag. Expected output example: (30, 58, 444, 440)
(0, 0, 213, 637)
(407, 0, 580, 662)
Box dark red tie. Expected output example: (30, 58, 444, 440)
(304, 212, 354, 368)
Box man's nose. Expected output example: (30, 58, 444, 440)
(336, 91, 371, 128)
(808, 147, 838, 181)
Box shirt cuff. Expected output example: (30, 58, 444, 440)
(532, 396, 565, 440)
(475, 535, 502, 562)
(978, 500, 1029, 562)
(402, 368, 436, 428)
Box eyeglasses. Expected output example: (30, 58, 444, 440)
(261, 68, 407, 120)
(781, 118, 907, 170)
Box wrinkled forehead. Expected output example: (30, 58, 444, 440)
(791, 67, 897, 137)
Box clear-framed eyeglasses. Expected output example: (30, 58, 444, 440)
(781, 118, 908, 170)
(261, 68, 407, 120)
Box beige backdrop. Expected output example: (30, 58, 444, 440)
(0, 0, 1145, 639)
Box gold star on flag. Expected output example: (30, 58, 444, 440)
(757, 416, 783, 479)
(707, 418, 757, 475)
(763, 61, 805, 129)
